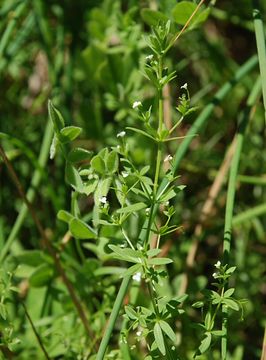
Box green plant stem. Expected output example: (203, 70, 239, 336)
(96, 277, 130, 360)
(0, 120, 53, 262)
(95, 55, 258, 360)
(22, 302, 51, 360)
(253, 1, 266, 124)
(221, 76, 261, 360)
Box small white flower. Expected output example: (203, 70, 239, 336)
(132, 272, 141, 282)
(145, 207, 150, 215)
(165, 201, 170, 207)
(132, 101, 142, 109)
(212, 272, 218, 279)
(122, 171, 129, 178)
(181, 83, 188, 90)
(117, 131, 126, 138)
(99, 196, 107, 204)
(136, 330, 142, 336)
(164, 154, 173, 162)
(214, 261, 221, 269)
(145, 54, 154, 61)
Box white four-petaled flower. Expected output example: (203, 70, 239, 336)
(132, 101, 142, 109)
(164, 154, 173, 162)
(99, 196, 107, 204)
(214, 260, 221, 269)
(132, 272, 141, 282)
(145, 54, 154, 61)
(117, 131, 126, 138)
(122, 171, 129, 178)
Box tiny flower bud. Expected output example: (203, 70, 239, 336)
(132, 101, 142, 109)
(132, 272, 141, 282)
(99, 196, 107, 204)
(214, 261, 221, 269)
(117, 131, 126, 138)
(164, 154, 173, 162)
(122, 171, 129, 178)
(145, 54, 154, 61)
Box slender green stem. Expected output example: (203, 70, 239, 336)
(22, 302, 51, 360)
(95, 55, 258, 360)
(253, 0, 266, 124)
(96, 277, 130, 360)
(221, 75, 261, 359)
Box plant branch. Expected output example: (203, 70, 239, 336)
(22, 302, 51, 360)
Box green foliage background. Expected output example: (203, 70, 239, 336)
(0, 0, 265, 359)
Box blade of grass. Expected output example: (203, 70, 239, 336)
(253, 0, 266, 124)
(221, 76, 261, 359)
(0, 120, 53, 262)
(232, 203, 266, 226)
(0, 1, 27, 59)
(95, 55, 258, 360)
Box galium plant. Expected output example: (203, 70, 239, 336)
(192, 261, 246, 358)
(48, 18, 247, 359)
(49, 21, 196, 358)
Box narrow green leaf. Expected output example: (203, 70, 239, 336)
(69, 218, 97, 239)
(57, 210, 73, 224)
(126, 127, 156, 141)
(117, 202, 147, 214)
(108, 245, 141, 263)
(65, 161, 84, 192)
(226, 266, 236, 275)
(211, 329, 226, 336)
(198, 333, 212, 354)
(0, 303, 7, 320)
(148, 257, 173, 265)
(159, 320, 176, 342)
(147, 248, 161, 257)
(94, 267, 126, 277)
(48, 100, 64, 132)
(60, 126, 82, 143)
(154, 323, 166, 355)
(125, 306, 138, 320)
(68, 148, 93, 163)
(192, 301, 204, 308)
(224, 288, 235, 298)
(123, 263, 142, 277)
(222, 298, 239, 311)
(204, 312, 212, 330)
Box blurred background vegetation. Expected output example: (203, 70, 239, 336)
(0, 0, 265, 359)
